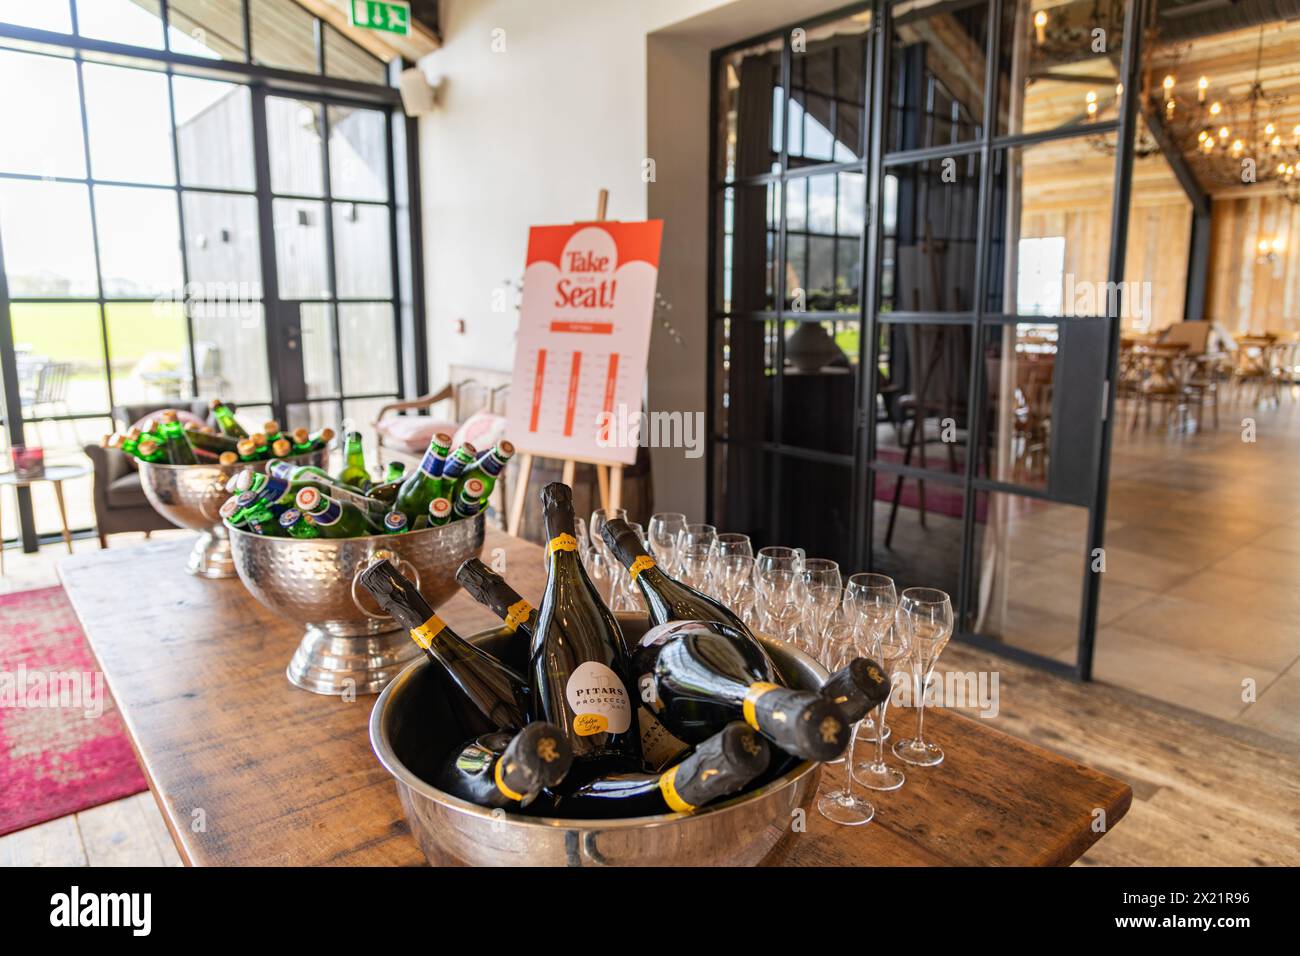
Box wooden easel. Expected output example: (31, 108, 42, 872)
(507, 188, 626, 536)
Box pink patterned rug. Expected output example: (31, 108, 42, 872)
(0, 586, 147, 836)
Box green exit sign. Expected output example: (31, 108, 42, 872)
(348, 0, 410, 36)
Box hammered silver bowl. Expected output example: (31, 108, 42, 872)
(139, 448, 329, 579)
(228, 513, 486, 696)
(370, 619, 825, 867)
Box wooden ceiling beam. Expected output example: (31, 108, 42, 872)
(294, 0, 440, 63)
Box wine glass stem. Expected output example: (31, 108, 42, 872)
(844, 720, 861, 800)
(914, 667, 929, 745)
(873, 699, 888, 768)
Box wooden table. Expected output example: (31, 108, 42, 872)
(58, 529, 1130, 866)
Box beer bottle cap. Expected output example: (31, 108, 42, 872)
(295, 486, 322, 511)
(161, 409, 179, 423)
(264, 421, 281, 435)
(430, 497, 451, 518)
(271, 438, 292, 458)
(383, 511, 408, 532)
(292, 427, 310, 444)
(317, 428, 336, 444)
(219, 497, 241, 520)
(219, 451, 238, 466)
(237, 439, 257, 457)
(462, 477, 485, 499)
(279, 509, 301, 529)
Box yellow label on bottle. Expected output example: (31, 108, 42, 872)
(658, 764, 696, 813)
(629, 555, 656, 580)
(573, 713, 609, 736)
(408, 614, 446, 650)
(741, 682, 781, 731)
(493, 758, 525, 803)
(503, 599, 533, 633)
(548, 533, 578, 554)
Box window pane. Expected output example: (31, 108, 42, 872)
(716, 37, 783, 181)
(870, 468, 963, 598)
(249, 0, 317, 74)
(728, 181, 780, 311)
(94, 185, 183, 298)
(83, 62, 175, 184)
(105, 301, 190, 405)
(272, 198, 329, 299)
(995, 0, 1126, 138)
(300, 303, 337, 398)
(332, 202, 391, 298)
(182, 190, 262, 292)
(788, 14, 871, 168)
(984, 136, 1118, 315)
(267, 97, 323, 196)
(339, 302, 396, 395)
(784, 170, 863, 311)
(717, 318, 778, 444)
(873, 320, 971, 476)
(324, 25, 387, 85)
(775, 457, 854, 568)
(77, 0, 164, 49)
(781, 319, 858, 456)
(969, 491, 1088, 662)
(190, 302, 271, 403)
(978, 322, 1057, 489)
(0, 50, 85, 178)
(713, 445, 776, 545)
(887, 0, 990, 153)
(328, 105, 388, 201)
(0, 0, 72, 32)
(167, 0, 246, 61)
(9, 302, 110, 416)
(880, 153, 982, 312)
(174, 76, 254, 189)
(0, 180, 98, 296)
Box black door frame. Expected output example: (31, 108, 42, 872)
(705, 0, 1145, 680)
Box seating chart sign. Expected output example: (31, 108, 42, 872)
(506, 220, 663, 466)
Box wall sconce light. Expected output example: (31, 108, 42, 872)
(1256, 237, 1286, 264)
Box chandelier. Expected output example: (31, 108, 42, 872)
(1149, 26, 1300, 201)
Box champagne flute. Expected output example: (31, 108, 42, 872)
(804, 584, 845, 663)
(589, 507, 627, 560)
(715, 553, 755, 609)
(844, 573, 897, 743)
(816, 620, 875, 826)
(755, 545, 804, 578)
(609, 522, 648, 611)
(892, 588, 953, 768)
(647, 512, 687, 573)
(756, 568, 803, 645)
(853, 618, 910, 791)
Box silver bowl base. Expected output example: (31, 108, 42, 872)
(185, 530, 236, 579)
(286, 625, 424, 697)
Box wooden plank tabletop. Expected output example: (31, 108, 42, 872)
(58, 530, 1130, 866)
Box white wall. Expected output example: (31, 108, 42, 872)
(417, 0, 848, 519)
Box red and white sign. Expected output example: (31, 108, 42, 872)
(506, 220, 663, 466)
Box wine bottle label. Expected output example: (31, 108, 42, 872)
(493, 758, 525, 803)
(503, 599, 533, 633)
(628, 555, 656, 579)
(657, 764, 696, 813)
(409, 614, 447, 650)
(638, 706, 689, 771)
(741, 682, 781, 732)
(565, 662, 632, 736)
(548, 533, 578, 554)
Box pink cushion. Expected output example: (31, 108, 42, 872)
(453, 411, 507, 453)
(376, 415, 458, 454)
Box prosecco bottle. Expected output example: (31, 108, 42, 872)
(359, 560, 529, 737)
(531, 482, 642, 774)
(456, 558, 537, 642)
(435, 723, 573, 811)
(633, 619, 850, 762)
(820, 657, 891, 723)
(601, 518, 759, 640)
(545, 722, 770, 819)
(394, 433, 452, 521)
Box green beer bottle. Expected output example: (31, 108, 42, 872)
(455, 440, 514, 502)
(134, 437, 170, 465)
(271, 437, 293, 458)
(382, 511, 410, 534)
(235, 439, 261, 462)
(394, 432, 452, 522)
(337, 431, 370, 489)
(279, 508, 320, 539)
(452, 476, 489, 520)
(383, 461, 406, 483)
(290, 427, 335, 455)
(210, 399, 249, 439)
(437, 442, 478, 500)
(184, 424, 239, 456)
(296, 487, 371, 538)
(428, 497, 452, 527)
(159, 410, 198, 465)
(263, 420, 287, 446)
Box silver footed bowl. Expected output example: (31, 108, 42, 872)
(370, 618, 826, 867)
(139, 448, 329, 579)
(228, 512, 485, 696)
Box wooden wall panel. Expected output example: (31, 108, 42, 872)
(1206, 194, 1300, 335)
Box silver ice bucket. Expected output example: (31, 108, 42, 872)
(139, 448, 329, 579)
(370, 620, 825, 867)
(228, 513, 486, 696)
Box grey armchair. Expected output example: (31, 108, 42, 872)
(83, 401, 221, 548)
